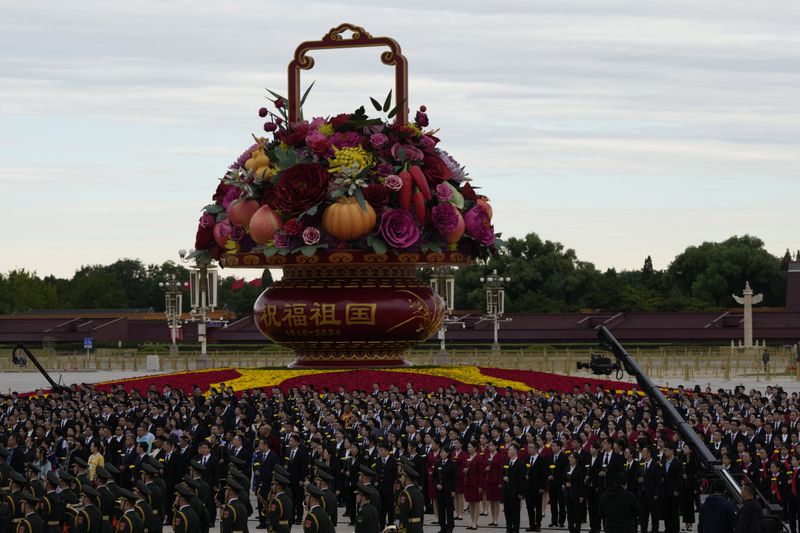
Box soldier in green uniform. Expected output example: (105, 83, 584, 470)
(313, 470, 337, 527)
(40, 471, 63, 533)
(228, 468, 253, 519)
(357, 465, 381, 521)
(57, 471, 79, 533)
(24, 465, 44, 499)
(220, 478, 248, 533)
(396, 464, 424, 533)
(182, 476, 209, 533)
(114, 489, 144, 533)
(132, 481, 153, 533)
(17, 491, 44, 533)
(3, 470, 27, 532)
(267, 474, 293, 533)
(172, 485, 199, 533)
(140, 464, 162, 533)
(302, 484, 333, 533)
(75, 486, 103, 533)
(95, 467, 116, 533)
(188, 462, 213, 533)
(73, 458, 91, 495)
(354, 483, 378, 533)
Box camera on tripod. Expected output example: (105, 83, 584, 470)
(576, 352, 621, 376)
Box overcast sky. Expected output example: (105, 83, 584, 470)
(1, 1, 798, 278)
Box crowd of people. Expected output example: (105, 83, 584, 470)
(0, 378, 791, 533)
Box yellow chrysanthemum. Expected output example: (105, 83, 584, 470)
(327, 145, 375, 177)
(318, 123, 334, 137)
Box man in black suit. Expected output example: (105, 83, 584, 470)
(503, 443, 525, 533)
(524, 443, 549, 532)
(548, 441, 568, 527)
(161, 438, 179, 524)
(434, 446, 456, 533)
(638, 446, 663, 533)
(5, 435, 25, 474)
(375, 442, 397, 528)
(229, 436, 252, 481)
(284, 434, 308, 524)
(661, 444, 683, 533)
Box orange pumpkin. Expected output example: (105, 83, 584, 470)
(322, 197, 377, 241)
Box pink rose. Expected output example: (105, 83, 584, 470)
(199, 212, 216, 228)
(302, 226, 321, 246)
(305, 131, 329, 155)
(378, 209, 420, 249)
(435, 183, 453, 202)
(390, 143, 424, 163)
(431, 203, 459, 234)
(384, 175, 403, 191)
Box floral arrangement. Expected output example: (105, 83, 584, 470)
(26, 366, 640, 396)
(192, 91, 500, 261)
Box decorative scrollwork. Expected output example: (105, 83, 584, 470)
(324, 23, 373, 42)
(243, 254, 261, 266)
(328, 252, 355, 263)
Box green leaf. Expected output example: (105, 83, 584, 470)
(447, 183, 465, 210)
(300, 245, 317, 257)
(202, 204, 225, 214)
(421, 242, 443, 253)
(330, 188, 346, 199)
(383, 90, 392, 112)
(264, 247, 279, 257)
(387, 98, 406, 119)
(274, 146, 298, 169)
(370, 97, 382, 112)
(298, 204, 319, 219)
(265, 88, 287, 102)
(370, 237, 388, 255)
(354, 188, 367, 212)
(299, 81, 315, 108)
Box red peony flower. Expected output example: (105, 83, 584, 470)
(329, 113, 351, 130)
(272, 163, 330, 216)
(422, 153, 453, 183)
(283, 122, 311, 147)
(362, 183, 390, 207)
(283, 218, 305, 236)
(460, 182, 479, 202)
(194, 224, 214, 250)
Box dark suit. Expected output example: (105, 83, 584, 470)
(525, 454, 549, 530)
(662, 457, 683, 533)
(6, 447, 24, 474)
(549, 452, 568, 526)
(564, 464, 585, 533)
(638, 460, 663, 533)
(285, 447, 308, 523)
(503, 458, 525, 533)
(375, 455, 397, 528)
(435, 458, 456, 533)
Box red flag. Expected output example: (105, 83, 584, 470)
(231, 278, 245, 290)
(248, 278, 263, 288)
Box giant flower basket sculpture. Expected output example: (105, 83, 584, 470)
(191, 24, 499, 367)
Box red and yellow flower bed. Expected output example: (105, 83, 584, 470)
(55, 366, 641, 396)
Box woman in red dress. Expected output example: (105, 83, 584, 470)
(483, 440, 504, 526)
(453, 439, 468, 521)
(477, 433, 490, 517)
(427, 439, 439, 525)
(463, 441, 483, 530)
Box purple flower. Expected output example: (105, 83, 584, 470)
(376, 162, 393, 176)
(418, 135, 435, 151)
(370, 133, 388, 149)
(305, 130, 329, 155)
(199, 212, 216, 229)
(415, 110, 429, 127)
(221, 187, 240, 209)
(230, 143, 259, 170)
(384, 174, 403, 191)
(439, 150, 467, 182)
(390, 143, 424, 163)
(302, 226, 321, 246)
(435, 183, 453, 202)
(273, 232, 290, 249)
(378, 209, 420, 249)
(463, 206, 495, 246)
(231, 224, 246, 242)
(328, 131, 362, 150)
(431, 203, 460, 234)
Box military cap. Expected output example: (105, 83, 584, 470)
(273, 474, 291, 486)
(134, 480, 151, 496)
(355, 483, 373, 497)
(359, 465, 377, 478)
(8, 470, 27, 484)
(304, 483, 324, 499)
(45, 471, 60, 486)
(229, 455, 246, 466)
(231, 470, 249, 486)
(141, 463, 158, 475)
(24, 462, 37, 473)
(182, 475, 199, 487)
(401, 464, 419, 480)
(189, 460, 206, 472)
(314, 459, 331, 473)
(95, 467, 112, 480)
(273, 464, 290, 478)
(117, 488, 138, 503)
(73, 457, 89, 468)
(20, 491, 40, 504)
(176, 484, 195, 498)
(58, 470, 75, 482)
(224, 478, 243, 492)
(105, 463, 121, 475)
(83, 486, 101, 498)
(315, 470, 334, 483)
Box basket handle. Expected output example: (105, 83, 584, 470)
(287, 23, 409, 126)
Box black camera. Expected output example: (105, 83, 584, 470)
(576, 352, 621, 376)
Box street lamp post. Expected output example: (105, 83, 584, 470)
(480, 269, 511, 353)
(158, 275, 187, 356)
(429, 266, 456, 358)
(179, 249, 218, 369)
